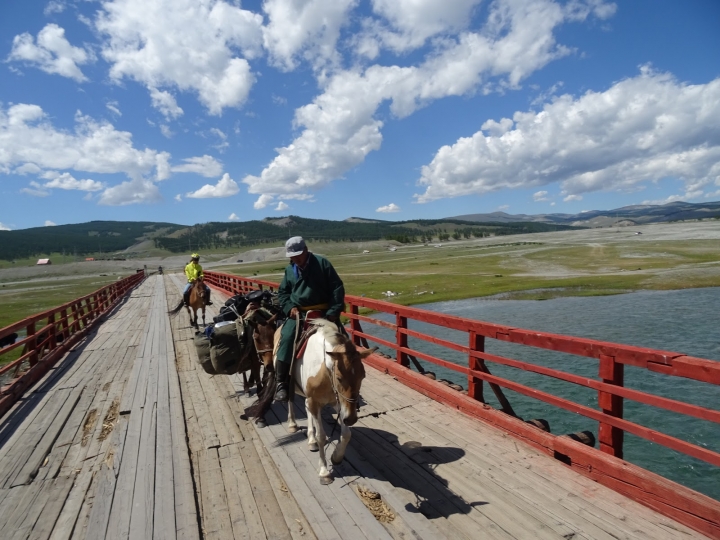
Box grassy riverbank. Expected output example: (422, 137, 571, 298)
(222, 224, 720, 306)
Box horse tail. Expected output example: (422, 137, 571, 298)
(247, 371, 275, 419)
(168, 299, 184, 317)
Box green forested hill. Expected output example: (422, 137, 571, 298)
(0, 221, 185, 260)
(0, 217, 581, 260)
(154, 216, 580, 253)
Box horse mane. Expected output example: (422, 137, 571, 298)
(310, 319, 348, 350)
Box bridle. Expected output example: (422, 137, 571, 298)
(326, 337, 361, 406)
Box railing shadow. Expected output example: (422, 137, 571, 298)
(0, 292, 135, 452)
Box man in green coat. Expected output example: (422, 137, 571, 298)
(274, 236, 345, 402)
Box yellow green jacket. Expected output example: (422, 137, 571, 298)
(185, 261, 204, 282)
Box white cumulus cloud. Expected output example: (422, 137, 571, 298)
(171, 155, 224, 178)
(8, 24, 93, 82)
(357, 0, 482, 58)
(244, 0, 609, 204)
(0, 104, 170, 181)
(533, 190, 549, 202)
(95, 0, 263, 115)
(0, 222, 11, 231)
(45, 220, 57, 226)
(43, 172, 105, 191)
(186, 173, 239, 198)
(275, 201, 288, 211)
(376, 203, 400, 213)
(228, 212, 240, 221)
(262, 0, 356, 71)
(99, 178, 162, 205)
(416, 69, 720, 202)
(149, 88, 183, 119)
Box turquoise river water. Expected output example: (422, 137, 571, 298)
(368, 287, 720, 501)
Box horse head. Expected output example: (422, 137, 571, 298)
(326, 341, 375, 426)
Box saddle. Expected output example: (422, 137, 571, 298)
(292, 310, 324, 359)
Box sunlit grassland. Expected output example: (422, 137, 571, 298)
(0, 275, 122, 329)
(221, 238, 720, 306)
(0, 275, 121, 365)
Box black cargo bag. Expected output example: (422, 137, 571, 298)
(210, 319, 253, 375)
(193, 331, 216, 374)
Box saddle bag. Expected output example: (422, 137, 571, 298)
(210, 318, 253, 375)
(193, 331, 216, 374)
(213, 304, 240, 323)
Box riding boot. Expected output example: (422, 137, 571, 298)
(204, 289, 213, 306)
(274, 360, 290, 402)
(183, 290, 190, 307)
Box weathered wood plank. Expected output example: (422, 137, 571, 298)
(197, 447, 233, 540)
(84, 463, 116, 540)
(154, 329, 177, 540)
(128, 401, 157, 539)
(27, 476, 74, 540)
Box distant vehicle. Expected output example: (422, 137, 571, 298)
(388, 247, 397, 252)
(237, 259, 243, 262)
(158, 266, 163, 274)
(362, 250, 370, 254)
(634, 232, 643, 235)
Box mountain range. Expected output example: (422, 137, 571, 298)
(448, 200, 720, 227)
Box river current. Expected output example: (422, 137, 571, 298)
(370, 287, 720, 500)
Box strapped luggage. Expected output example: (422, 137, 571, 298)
(210, 318, 253, 375)
(193, 330, 216, 374)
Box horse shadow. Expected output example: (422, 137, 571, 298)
(259, 395, 487, 519)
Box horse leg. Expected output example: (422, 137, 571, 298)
(242, 372, 250, 394)
(331, 422, 351, 465)
(306, 400, 318, 452)
(201, 306, 206, 327)
(308, 400, 332, 484)
(287, 396, 298, 434)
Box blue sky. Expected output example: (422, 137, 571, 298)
(1, 0, 719, 230)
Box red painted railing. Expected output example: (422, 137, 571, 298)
(0, 271, 145, 418)
(205, 270, 720, 537)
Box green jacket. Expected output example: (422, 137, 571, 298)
(278, 253, 345, 318)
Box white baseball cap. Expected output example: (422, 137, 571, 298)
(285, 236, 307, 257)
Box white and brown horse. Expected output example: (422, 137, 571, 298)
(284, 320, 374, 484)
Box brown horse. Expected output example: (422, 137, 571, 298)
(241, 305, 279, 427)
(169, 278, 207, 329)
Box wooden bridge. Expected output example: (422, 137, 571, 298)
(0, 272, 718, 539)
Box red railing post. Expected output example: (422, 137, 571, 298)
(599, 353, 624, 458)
(468, 331, 485, 403)
(395, 313, 409, 367)
(60, 308, 69, 343)
(48, 313, 57, 352)
(350, 304, 362, 347)
(26, 322, 38, 366)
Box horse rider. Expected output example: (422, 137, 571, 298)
(274, 236, 345, 402)
(183, 253, 213, 306)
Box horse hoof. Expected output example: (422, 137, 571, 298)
(255, 418, 267, 428)
(308, 442, 319, 452)
(319, 476, 333, 485)
(287, 425, 299, 434)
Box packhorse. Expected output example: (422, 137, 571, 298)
(241, 305, 278, 428)
(251, 318, 374, 484)
(169, 278, 208, 329)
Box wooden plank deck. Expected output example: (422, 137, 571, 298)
(0, 273, 709, 539)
